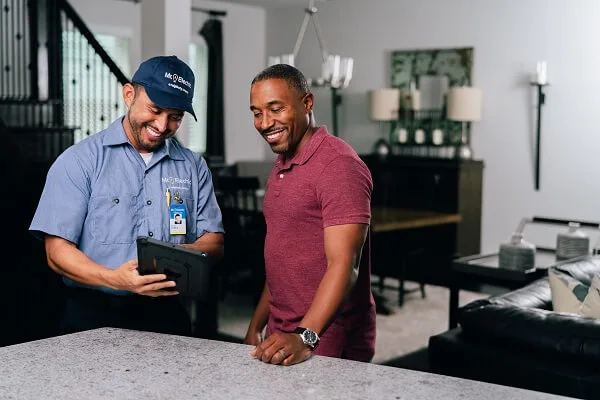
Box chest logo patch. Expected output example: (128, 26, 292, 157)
(162, 176, 192, 191)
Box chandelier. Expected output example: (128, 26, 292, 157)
(268, 0, 354, 89)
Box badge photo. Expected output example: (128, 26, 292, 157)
(169, 203, 187, 235)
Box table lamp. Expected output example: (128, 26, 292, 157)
(447, 87, 482, 159)
(369, 88, 400, 157)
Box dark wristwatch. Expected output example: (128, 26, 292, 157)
(294, 327, 320, 349)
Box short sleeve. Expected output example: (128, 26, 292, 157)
(315, 155, 373, 228)
(29, 149, 91, 244)
(194, 157, 224, 236)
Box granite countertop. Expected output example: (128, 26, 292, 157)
(0, 328, 573, 400)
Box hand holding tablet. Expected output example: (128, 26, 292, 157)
(136, 236, 214, 300)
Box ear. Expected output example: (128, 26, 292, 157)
(122, 83, 135, 108)
(303, 92, 314, 114)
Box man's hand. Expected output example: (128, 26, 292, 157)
(250, 331, 312, 366)
(109, 260, 178, 296)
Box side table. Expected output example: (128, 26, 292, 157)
(448, 248, 557, 329)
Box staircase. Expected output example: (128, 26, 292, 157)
(0, 99, 75, 162)
(0, 0, 129, 346)
(1, 0, 129, 161)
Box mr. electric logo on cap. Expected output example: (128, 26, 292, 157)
(131, 55, 197, 120)
(164, 71, 192, 89)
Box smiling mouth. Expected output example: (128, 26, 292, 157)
(264, 128, 285, 143)
(145, 125, 162, 139)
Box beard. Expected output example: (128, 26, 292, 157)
(269, 140, 288, 154)
(126, 109, 168, 153)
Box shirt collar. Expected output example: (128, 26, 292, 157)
(102, 116, 185, 161)
(275, 125, 330, 171)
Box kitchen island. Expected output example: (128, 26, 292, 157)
(0, 328, 573, 399)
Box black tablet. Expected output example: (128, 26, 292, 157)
(136, 236, 213, 300)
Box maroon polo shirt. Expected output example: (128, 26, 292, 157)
(263, 126, 376, 361)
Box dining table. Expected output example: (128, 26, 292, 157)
(371, 207, 462, 233)
(370, 207, 462, 314)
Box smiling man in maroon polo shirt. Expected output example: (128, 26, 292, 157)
(244, 64, 376, 366)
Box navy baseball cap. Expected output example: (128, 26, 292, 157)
(131, 55, 197, 120)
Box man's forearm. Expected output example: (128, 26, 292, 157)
(45, 235, 115, 289)
(298, 262, 356, 336)
(300, 223, 367, 336)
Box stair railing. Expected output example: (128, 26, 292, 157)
(57, 0, 130, 141)
(0, 0, 130, 144)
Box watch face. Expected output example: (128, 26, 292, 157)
(304, 330, 317, 345)
(295, 327, 319, 348)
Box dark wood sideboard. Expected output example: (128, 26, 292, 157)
(361, 154, 484, 287)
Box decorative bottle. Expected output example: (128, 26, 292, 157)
(556, 222, 590, 261)
(499, 232, 536, 270)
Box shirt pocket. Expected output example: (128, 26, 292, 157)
(90, 194, 137, 244)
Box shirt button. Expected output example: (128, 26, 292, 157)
(148, 232, 154, 237)
(146, 200, 152, 205)
(113, 198, 119, 204)
(279, 174, 284, 179)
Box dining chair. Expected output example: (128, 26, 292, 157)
(215, 176, 266, 303)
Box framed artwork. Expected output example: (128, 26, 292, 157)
(390, 47, 473, 89)
(388, 47, 474, 155)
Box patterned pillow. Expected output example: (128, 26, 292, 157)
(548, 267, 600, 317)
(580, 275, 600, 318)
(548, 267, 590, 314)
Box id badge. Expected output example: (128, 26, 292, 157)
(170, 203, 187, 235)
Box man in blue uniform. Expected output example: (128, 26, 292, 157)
(29, 55, 224, 336)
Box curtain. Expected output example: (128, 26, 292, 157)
(199, 18, 225, 165)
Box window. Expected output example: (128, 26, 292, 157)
(187, 40, 208, 154)
(96, 34, 131, 77)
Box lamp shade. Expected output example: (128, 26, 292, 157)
(369, 88, 400, 121)
(447, 87, 482, 122)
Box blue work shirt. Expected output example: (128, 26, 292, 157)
(29, 116, 224, 294)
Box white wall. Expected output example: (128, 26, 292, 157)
(69, 0, 269, 163)
(265, 0, 600, 253)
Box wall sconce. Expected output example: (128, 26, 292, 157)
(530, 60, 549, 191)
(369, 88, 400, 157)
(447, 86, 483, 159)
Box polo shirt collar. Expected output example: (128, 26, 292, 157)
(275, 125, 329, 171)
(102, 116, 185, 160)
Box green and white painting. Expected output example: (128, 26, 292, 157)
(388, 47, 475, 151)
(390, 47, 473, 89)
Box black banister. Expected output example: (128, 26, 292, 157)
(59, 0, 129, 86)
(47, 0, 63, 123)
(28, 0, 39, 99)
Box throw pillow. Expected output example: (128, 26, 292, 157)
(580, 275, 600, 318)
(548, 267, 590, 314)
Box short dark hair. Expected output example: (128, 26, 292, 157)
(131, 82, 144, 99)
(251, 64, 310, 95)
